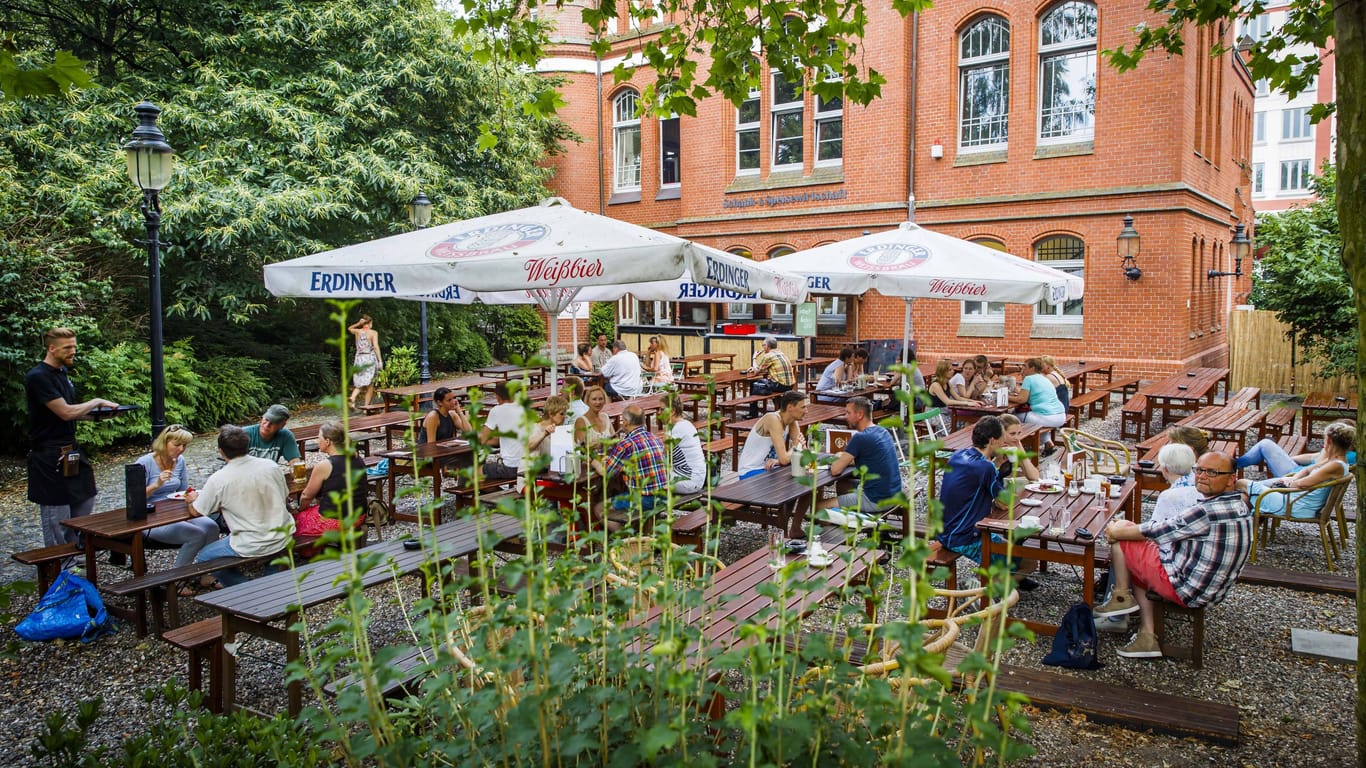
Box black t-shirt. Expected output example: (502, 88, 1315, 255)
(26, 362, 77, 447)
(317, 454, 370, 520)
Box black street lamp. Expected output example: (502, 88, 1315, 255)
(1208, 223, 1252, 280)
(123, 102, 175, 441)
(1116, 215, 1142, 281)
(408, 192, 433, 383)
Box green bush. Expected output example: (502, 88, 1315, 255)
(589, 301, 616, 341)
(428, 313, 492, 373)
(75, 340, 200, 452)
(468, 305, 545, 362)
(374, 344, 419, 389)
(192, 356, 270, 431)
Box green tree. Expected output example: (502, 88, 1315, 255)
(1248, 165, 1353, 376)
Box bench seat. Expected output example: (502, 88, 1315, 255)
(11, 542, 81, 595)
(1119, 395, 1149, 442)
(163, 618, 225, 712)
(323, 646, 429, 700)
(1067, 389, 1111, 422)
(1260, 403, 1299, 440)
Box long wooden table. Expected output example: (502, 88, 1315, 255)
(1301, 391, 1357, 438)
(946, 401, 1026, 432)
(1175, 404, 1267, 454)
(976, 478, 1139, 635)
(472, 364, 547, 385)
(289, 410, 416, 456)
(675, 353, 736, 376)
(724, 403, 848, 471)
(62, 500, 196, 587)
(379, 375, 501, 412)
(197, 513, 523, 715)
(708, 465, 849, 538)
(374, 439, 476, 514)
(1137, 367, 1229, 427)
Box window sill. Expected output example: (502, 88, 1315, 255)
(957, 322, 1005, 338)
(725, 169, 846, 194)
(608, 190, 642, 205)
(655, 186, 681, 201)
(1033, 140, 1094, 160)
(1030, 322, 1084, 340)
(954, 149, 1008, 167)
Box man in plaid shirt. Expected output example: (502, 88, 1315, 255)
(747, 336, 795, 418)
(1096, 451, 1251, 659)
(593, 405, 669, 524)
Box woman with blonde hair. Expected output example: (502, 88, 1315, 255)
(928, 360, 979, 407)
(528, 395, 570, 462)
(140, 425, 221, 577)
(574, 385, 615, 449)
(1039, 355, 1070, 410)
(1237, 421, 1354, 519)
(348, 315, 383, 410)
(647, 336, 674, 386)
(1165, 424, 1210, 456)
(298, 421, 369, 539)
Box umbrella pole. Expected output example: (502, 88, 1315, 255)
(901, 297, 914, 422)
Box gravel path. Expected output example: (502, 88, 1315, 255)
(0, 398, 1357, 766)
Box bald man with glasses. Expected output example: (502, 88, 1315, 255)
(1094, 451, 1251, 659)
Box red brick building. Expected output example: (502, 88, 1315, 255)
(537, 1, 1254, 377)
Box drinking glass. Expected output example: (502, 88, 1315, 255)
(1049, 507, 1072, 536)
(292, 462, 307, 482)
(768, 528, 786, 570)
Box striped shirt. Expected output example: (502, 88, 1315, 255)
(754, 350, 795, 387)
(604, 425, 670, 495)
(1141, 490, 1251, 608)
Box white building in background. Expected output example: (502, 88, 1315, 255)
(1243, 5, 1336, 214)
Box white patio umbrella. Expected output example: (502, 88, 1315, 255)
(764, 221, 1085, 373)
(263, 198, 804, 392)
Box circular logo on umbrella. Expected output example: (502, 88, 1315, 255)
(849, 243, 931, 273)
(428, 223, 549, 259)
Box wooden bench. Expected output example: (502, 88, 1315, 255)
(1097, 377, 1142, 400)
(1067, 389, 1111, 422)
(1274, 433, 1309, 458)
(1119, 395, 1149, 442)
(1239, 563, 1355, 597)
(1259, 402, 1299, 440)
(1146, 590, 1205, 668)
(323, 647, 430, 700)
(403, 477, 514, 524)
(715, 393, 777, 418)
(1224, 386, 1261, 410)
(11, 542, 81, 595)
(358, 402, 388, 416)
(163, 618, 225, 712)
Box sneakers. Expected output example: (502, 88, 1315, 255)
(1117, 631, 1163, 659)
(1093, 589, 1140, 617)
(1094, 614, 1130, 634)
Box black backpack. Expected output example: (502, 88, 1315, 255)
(1042, 602, 1103, 669)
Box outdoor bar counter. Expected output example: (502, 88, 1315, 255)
(618, 324, 811, 364)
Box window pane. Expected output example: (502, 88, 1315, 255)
(1252, 162, 1264, 194)
(773, 111, 803, 166)
(1040, 1, 1097, 47)
(1040, 50, 1096, 139)
(961, 15, 1010, 60)
(737, 129, 760, 170)
(613, 92, 638, 123)
(961, 64, 1009, 146)
(816, 93, 842, 113)
(1253, 112, 1265, 142)
(661, 116, 680, 185)
(738, 97, 760, 125)
(773, 74, 801, 105)
(1034, 237, 1084, 319)
(816, 117, 842, 161)
(1281, 107, 1311, 140)
(614, 125, 641, 190)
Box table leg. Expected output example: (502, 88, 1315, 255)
(1082, 547, 1095, 605)
(221, 615, 241, 712)
(285, 612, 302, 716)
(83, 537, 98, 586)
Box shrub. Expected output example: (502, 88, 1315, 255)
(589, 300, 616, 341)
(191, 356, 270, 431)
(374, 344, 419, 389)
(428, 313, 492, 372)
(467, 305, 545, 362)
(75, 340, 200, 452)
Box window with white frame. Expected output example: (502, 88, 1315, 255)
(1252, 162, 1264, 195)
(660, 113, 681, 186)
(1038, 1, 1097, 144)
(1240, 13, 1275, 42)
(959, 15, 1010, 150)
(1280, 158, 1311, 191)
(1281, 107, 1312, 141)
(1253, 111, 1265, 143)
(736, 66, 761, 174)
(1255, 78, 1271, 97)
(771, 67, 804, 170)
(814, 41, 844, 164)
(1034, 235, 1084, 321)
(963, 239, 1009, 320)
(613, 91, 641, 192)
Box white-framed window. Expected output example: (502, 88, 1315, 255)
(1253, 111, 1266, 143)
(1038, 1, 1097, 144)
(771, 68, 804, 171)
(1252, 162, 1264, 195)
(1281, 107, 1312, 141)
(612, 90, 641, 192)
(660, 113, 681, 186)
(736, 67, 761, 174)
(1034, 235, 1084, 322)
(959, 15, 1010, 150)
(1240, 13, 1275, 42)
(963, 239, 1009, 320)
(1255, 78, 1271, 97)
(815, 42, 844, 165)
(1280, 158, 1311, 191)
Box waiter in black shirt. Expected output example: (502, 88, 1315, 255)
(26, 327, 118, 546)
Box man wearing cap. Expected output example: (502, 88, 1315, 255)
(747, 335, 795, 418)
(244, 404, 301, 465)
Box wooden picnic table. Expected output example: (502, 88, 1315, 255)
(709, 465, 849, 538)
(1133, 437, 1239, 497)
(976, 478, 1139, 636)
(1055, 361, 1115, 395)
(946, 401, 1026, 432)
(602, 393, 669, 430)
(472, 364, 548, 386)
(1137, 367, 1229, 428)
(1176, 405, 1267, 454)
(1301, 391, 1357, 438)
(62, 499, 196, 588)
(374, 439, 475, 509)
(924, 423, 1044, 499)
(724, 403, 848, 472)
(289, 410, 416, 456)
(794, 356, 838, 384)
(379, 375, 501, 412)
(197, 513, 523, 715)
(675, 353, 736, 376)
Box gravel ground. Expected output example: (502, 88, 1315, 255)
(0, 397, 1357, 766)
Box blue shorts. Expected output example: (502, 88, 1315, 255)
(611, 493, 662, 512)
(948, 534, 1023, 571)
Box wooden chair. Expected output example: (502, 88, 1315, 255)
(1060, 428, 1132, 476)
(1250, 474, 1353, 570)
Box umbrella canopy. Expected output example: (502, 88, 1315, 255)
(763, 222, 1083, 304)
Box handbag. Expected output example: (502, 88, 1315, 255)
(15, 571, 115, 643)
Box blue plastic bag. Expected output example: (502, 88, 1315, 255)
(15, 570, 114, 643)
(366, 458, 389, 477)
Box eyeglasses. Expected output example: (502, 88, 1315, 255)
(1193, 467, 1235, 476)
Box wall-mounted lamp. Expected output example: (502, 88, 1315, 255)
(1117, 214, 1142, 281)
(1208, 223, 1251, 280)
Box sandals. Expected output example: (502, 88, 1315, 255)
(179, 577, 223, 597)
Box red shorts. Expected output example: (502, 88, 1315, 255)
(1117, 539, 1185, 606)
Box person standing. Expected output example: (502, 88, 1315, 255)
(348, 315, 383, 411)
(599, 340, 643, 400)
(26, 327, 118, 547)
(590, 334, 613, 372)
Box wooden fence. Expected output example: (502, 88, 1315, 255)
(1229, 308, 1356, 394)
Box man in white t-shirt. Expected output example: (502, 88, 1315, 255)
(479, 382, 528, 480)
(189, 425, 295, 586)
(665, 393, 707, 493)
(599, 340, 643, 401)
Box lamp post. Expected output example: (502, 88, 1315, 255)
(408, 192, 433, 383)
(1208, 223, 1252, 280)
(1116, 215, 1142, 281)
(123, 102, 175, 441)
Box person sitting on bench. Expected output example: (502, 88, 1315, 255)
(590, 405, 669, 530)
(735, 391, 807, 479)
(189, 425, 295, 587)
(828, 396, 900, 513)
(1096, 451, 1251, 659)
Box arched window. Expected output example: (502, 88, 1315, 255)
(959, 15, 1010, 150)
(963, 238, 1009, 320)
(1038, 1, 1097, 143)
(613, 90, 641, 192)
(1034, 235, 1084, 321)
